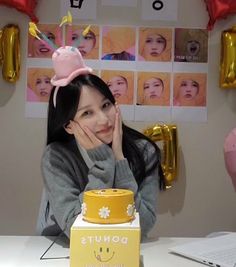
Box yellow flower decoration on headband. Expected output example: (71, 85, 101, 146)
(60, 11, 72, 27)
(29, 22, 41, 39)
(82, 25, 91, 36)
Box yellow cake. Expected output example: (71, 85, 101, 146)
(81, 189, 136, 224)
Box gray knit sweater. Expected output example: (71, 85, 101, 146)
(37, 139, 159, 240)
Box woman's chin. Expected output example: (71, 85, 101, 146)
(97, 134, 113, 145)
(102, 137, 113, 144)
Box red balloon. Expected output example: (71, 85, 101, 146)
(0, 0, 38, 22)
(204, 0, 236, 30)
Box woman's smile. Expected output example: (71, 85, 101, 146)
(97, 125, 113, 135)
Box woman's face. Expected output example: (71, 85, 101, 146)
(179, 79, 199, 99)
(143, 34, 166, 57)
(143, 77, 164, 99)
(33, 31, 55, 57)
(72, 30, 96, 57)
(186, 40, 200, 56)
(107, 76, 128, 99)
(73, 86, 116, 144)
(35, 75, 52, 99)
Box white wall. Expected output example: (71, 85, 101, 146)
(0, 0, 235, 237)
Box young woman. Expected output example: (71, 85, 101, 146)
(137, 72, 170, 106)
(178, 79, 199, 100)
(143, 77, 164, 100)
(139, 27, 172, 62)
(106, 75, 128, 100)
(101, 70, 134, 105)
(37, 48, 165, 241)
(142, 34, 166, 58)
(27, 68, 54, 102)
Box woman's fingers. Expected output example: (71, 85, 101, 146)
(115, 103, 122, 135)
(69, 120, 85, 137)
(69, 120, 101, 149)
(112, 103, 124, 160)
(82, 126, 102, 147)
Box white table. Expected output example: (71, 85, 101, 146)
(0, 236, 203, 267)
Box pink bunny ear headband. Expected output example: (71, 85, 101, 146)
(28, 13, 93, 107)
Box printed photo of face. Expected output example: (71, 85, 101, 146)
(32, 31, 56, 57)
(143, 34, 167, 57)
(27, 68, 54, 102)
(35, 75, 52, 100)
(186, 40, 200, 56)
(139, 27, 172, 62)
(173, 73, 206, 107)
(137, 72, 170, 106)
(71, 30, 96, 58)
(143, 77, 164, 100)
(107, 76, 128, 100)
(179, 79, 199, 100)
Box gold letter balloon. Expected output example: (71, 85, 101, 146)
(220, 25, 236, 88)
(0, 24, 20, 83)
(143, 124, 178, 188)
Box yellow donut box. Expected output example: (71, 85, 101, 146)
(82, 188, 136, 224)
(70, 189, 140, 267)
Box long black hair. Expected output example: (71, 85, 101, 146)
(47, 74, 165, 190)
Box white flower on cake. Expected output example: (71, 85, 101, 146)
(81, 203, 87, 215)
(98, 206, 110, 219)
(127, 204, 135, 217)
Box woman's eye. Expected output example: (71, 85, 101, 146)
(82, 111, 92, 117)
(103, 102, 111, 109)
(144, 85, 149, 90)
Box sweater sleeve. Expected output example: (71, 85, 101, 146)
(41, 143, 115, 237)
(114, 140, 159, 239)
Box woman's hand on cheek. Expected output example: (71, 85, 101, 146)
(69, 120, 102, 150)
(112, 104, 124, 160)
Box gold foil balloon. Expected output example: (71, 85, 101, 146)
(220, 25, 236, 88)
(0, 29, 3, 65)
(143, 124, 178, 188)
(0, 24, 20, 83)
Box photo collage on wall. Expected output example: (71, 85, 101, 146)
(26, 24, 208, 122)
